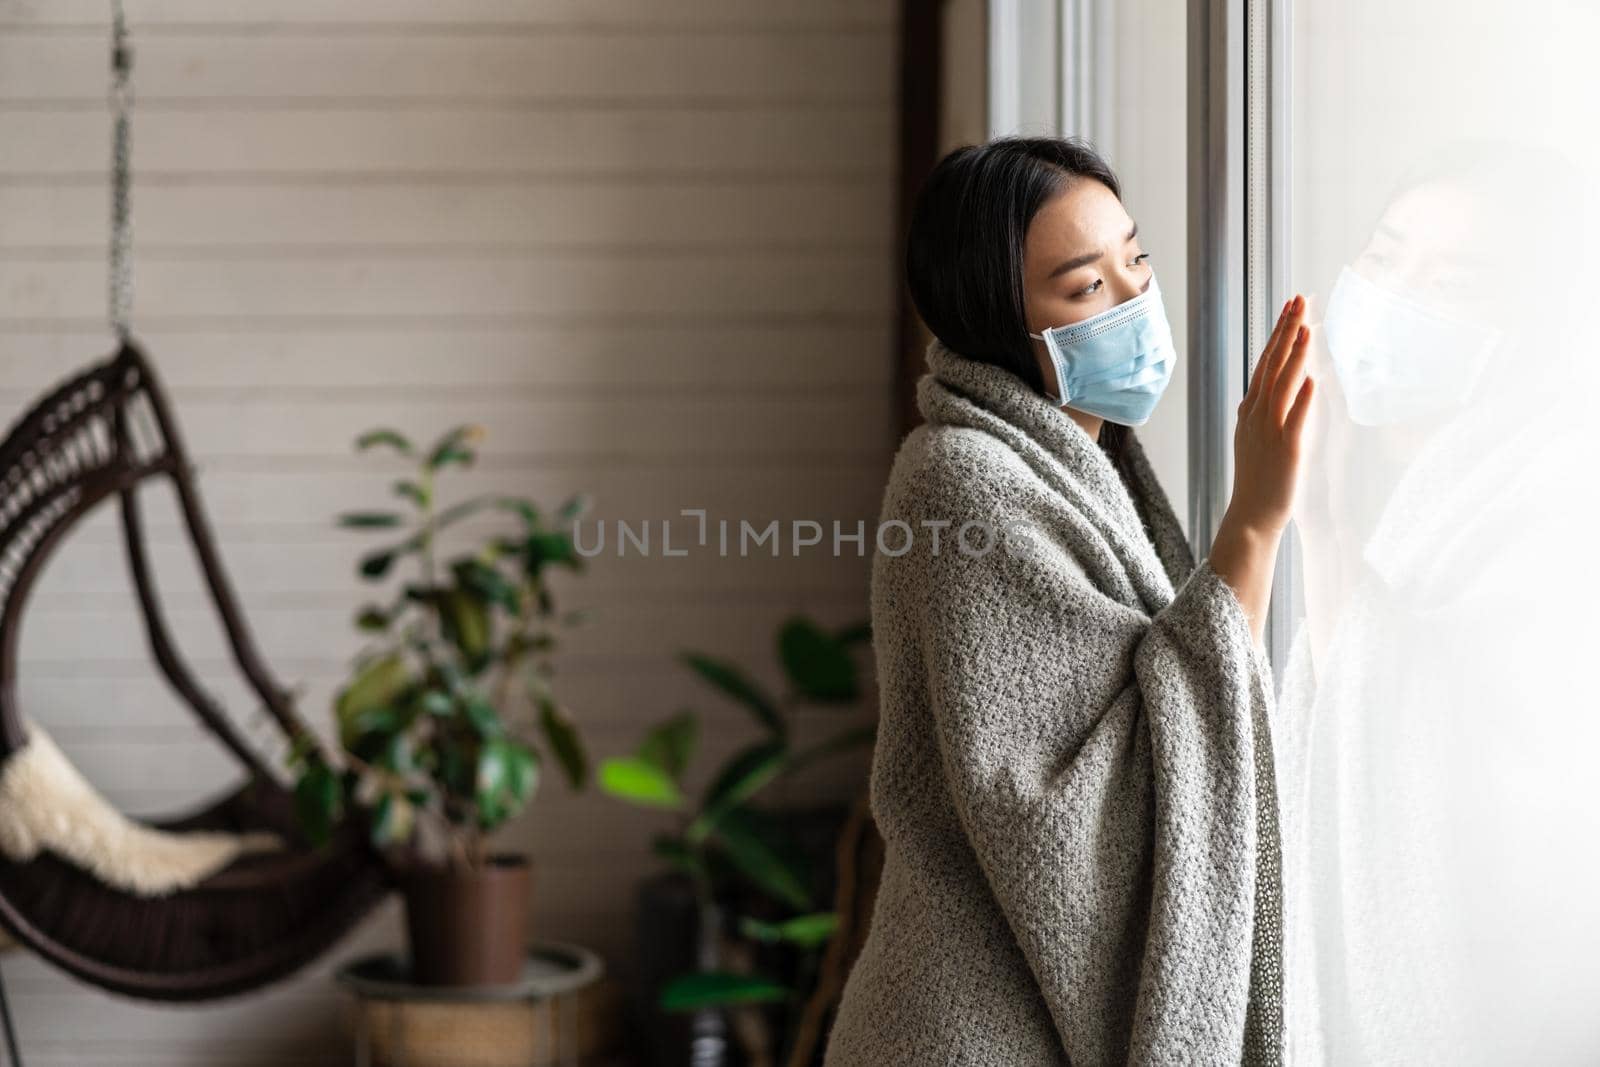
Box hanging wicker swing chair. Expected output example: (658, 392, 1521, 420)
(0, 6, 390, 1007)
(0, 342, 391, 1002)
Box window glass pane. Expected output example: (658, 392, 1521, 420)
(1107, 0, 1189, 532)
(1279, 2, 1600, 1062)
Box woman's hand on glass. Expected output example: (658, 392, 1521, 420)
(1230, 294, 1316, 537)
(1208, 294, 1316, 648)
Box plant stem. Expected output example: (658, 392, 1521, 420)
(419, 466, 437, 590)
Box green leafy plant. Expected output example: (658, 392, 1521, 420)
(599, 616, 875, 1040)
(289, 423, 592, 869)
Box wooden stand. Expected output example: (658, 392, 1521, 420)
(336, 942, 618, 1067)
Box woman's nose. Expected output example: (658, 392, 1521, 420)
(1109, 268, 1146, 305)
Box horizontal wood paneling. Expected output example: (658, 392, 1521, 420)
(0, 32, 894, 104)
(0, 0, 896, 30)
(0, 180, 896, 249)
(0, 252, 889, 320)
(0, 108, 893, 178)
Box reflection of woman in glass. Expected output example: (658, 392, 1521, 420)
(825, 136, 1313, 1064)
(1280, 141, 1600, 1065)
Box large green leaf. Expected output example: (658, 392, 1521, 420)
(439, 588, 491, 667)
(523, 531, 580, 574)
(777, 617, 858, 703)
(335, 654, 412, 747)
(426, 424, 482, 471)
(658, 971, 790, 1012)
(430, 445, 475, 470)
(680, 653, 783, 736)
(293, 760, 344, 847)
(392, 479, 429, 508)
(452, 558, 521, 614)
(475, 746, 509, 826)
(354, 604, 390, 632)
(505, 740, 540, 802)
(355, 428, 414, 456)
(346, 705, 405, 744)
(687, 739, 787, 844)
(338, 511, 406, 529)
(359, 546, 400, 580)
(598, 756, 684, 809)
(462, 694, 503, 738)
(357, 531, 426, 581)
(709, 808, 812, 911)
(738, 912, 839, 949)
(635, 711, 697, 784)
(476, 738, 539, 828)
(537, 697, 588, 790)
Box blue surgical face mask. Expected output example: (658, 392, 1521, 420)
(1321, 264, 1501, 427)
(1028, 272, 1177, 426)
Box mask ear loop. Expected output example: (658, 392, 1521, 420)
(1025, 328, 1066, 403)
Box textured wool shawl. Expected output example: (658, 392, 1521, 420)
(825, 338, 1284, 1066)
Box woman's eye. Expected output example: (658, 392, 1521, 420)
(1073, 254, 1150, 298)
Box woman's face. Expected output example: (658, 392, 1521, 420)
(1349, 184, 1500, 329)
(1022, 179, 1154, 411)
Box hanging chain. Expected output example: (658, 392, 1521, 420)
(108, 0, 134, 342)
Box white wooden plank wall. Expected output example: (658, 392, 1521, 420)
(0, 1, 897, 1062)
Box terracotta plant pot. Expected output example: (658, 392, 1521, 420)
(402, 853, 532, 986)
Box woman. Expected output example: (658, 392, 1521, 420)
(823, 136, 1314, 1065)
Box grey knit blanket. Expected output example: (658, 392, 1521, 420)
(825, 338, 1283, 1066)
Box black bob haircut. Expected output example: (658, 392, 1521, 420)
(905, 134, 1133, 457)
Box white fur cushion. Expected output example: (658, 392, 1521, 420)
(0, 719, 281, 898)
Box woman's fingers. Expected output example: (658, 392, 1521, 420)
(1246, 295, 1305, 415)
(1272, 321, 1314, 428)
(1245, 298, 1295, 412)
(1260, 296, 1306, 410)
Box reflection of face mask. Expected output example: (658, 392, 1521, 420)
(1322, 265, 1501, 427)
(1028, 272, 1177, 427)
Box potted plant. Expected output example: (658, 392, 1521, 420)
(289, 423, 592, 986)
(600, 616, 876, 1066)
